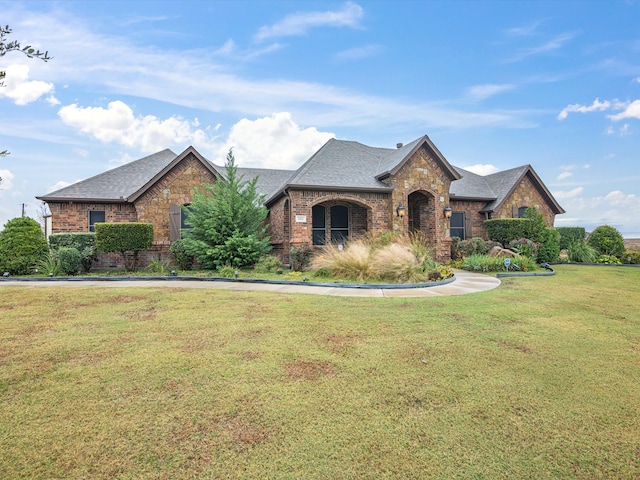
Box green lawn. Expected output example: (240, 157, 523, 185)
(1, 265, 639, 479)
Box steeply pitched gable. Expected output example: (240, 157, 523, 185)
(481, 165, 565, 214)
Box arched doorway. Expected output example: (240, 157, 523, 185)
(407, 190, 437, 244)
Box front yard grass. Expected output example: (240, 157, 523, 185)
(1, 264, 639, 479)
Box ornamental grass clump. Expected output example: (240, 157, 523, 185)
(370, 243, 426, 283)
(311, 241, 373, 282)
(310, 232, 445, 284)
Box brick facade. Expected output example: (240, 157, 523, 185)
(43, 145, 561, 270)
(449, 200, 489, 239)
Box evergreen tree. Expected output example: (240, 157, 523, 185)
(0, 216, 48, 275)
(182, 150, 271, 268)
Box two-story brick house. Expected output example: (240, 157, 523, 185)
(37, 135, 564, 267)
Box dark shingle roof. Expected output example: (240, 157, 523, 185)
(38, 149, 178, 202)
(235, 167, 295, 198)
(36, 138, 563, 215)
(282, 138, 392, 191)
(450, 167, 497, 200)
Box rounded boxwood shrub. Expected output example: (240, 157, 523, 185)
(58, 247, 82, 275)
(587, 225, 625, 259)
(0, 217, 48, 275)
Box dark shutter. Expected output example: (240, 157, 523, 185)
(169, 204, 181, 241)
(464, 215, 472, 239)
(512, 205, 519, 218)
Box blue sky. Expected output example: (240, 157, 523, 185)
(1, 0, 639, 236)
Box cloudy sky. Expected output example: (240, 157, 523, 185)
(1, 1, 639, 236)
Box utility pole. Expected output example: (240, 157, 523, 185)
(22, 203, 27, 217)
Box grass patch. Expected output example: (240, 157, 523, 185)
(1, 265, 639, 478)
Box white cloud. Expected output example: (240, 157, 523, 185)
(254, 2, 364, 42)
(47, 180, 73, 193)
(334, 45, 383, 62)
(57, 100, 219, 153)
(214, 112, 334, 169)
(0, 64, 55, 105)
(557, 98, 611, 120)
(467, 84, 515, 101)
(553, 186, 584, 199)
(461, 164, 499, 176)
(557, 171, 573, 180)
(554, 188, 640, 235)
(608, 99, 640, 121)
(506, 32, 578, 63)
(0, 170, 15, 191)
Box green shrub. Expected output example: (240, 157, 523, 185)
(508, 238, 539, 259)
(145, 258, 171, 274)
(49, 233, 97, 272)
(451, 237, 500, 260)
(36, 251, 61, 277)
(169, 239, 194, 271)
(58, 247, 82, 275)
(568, 242, 598, 263)
(290, 244, 314, 271)
(557, 227, 586, 250)
(486, 218, 532, 245)
(216, 265, 237, 278)
(207, 232, 268, 268)
(0, 217, 48, 275)
(537, 227, 560, 263)
(624, 251, 640, 264)
(95, 223, 154, 271)
(587, 225, 625, 259)
(596, 254, 622, 264)
(462, 254, 538, 272)
(254, 255, 282, 273)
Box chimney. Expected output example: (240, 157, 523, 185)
(396, 143, 403, 149)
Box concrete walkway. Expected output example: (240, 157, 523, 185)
(0, 270, 500, 298)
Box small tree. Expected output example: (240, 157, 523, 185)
(587, 225, 625, 260)
(182, 150, 271, 268)
(94, 223, 154, 271)
(0, 216, 48, 275)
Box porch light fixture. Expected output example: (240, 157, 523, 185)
(396, 204, 405, 218)
(444, 205, 452, 219)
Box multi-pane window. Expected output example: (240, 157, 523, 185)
(312, 205, 326, 245)
(330, 205, 349, 243)
(88, 210, 105, 232)
(450, 212, 465, 239)
(312, 204, 350, 245)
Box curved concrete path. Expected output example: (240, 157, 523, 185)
(0, 270, 500, 298)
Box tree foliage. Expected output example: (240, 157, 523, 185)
(1, 25, 52, 160)
(0, 216, 48, 275)
(587, 225, 625, 259)
(182, 150, 271, 268)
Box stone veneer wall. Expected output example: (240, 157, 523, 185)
(384, 146, 454, 262)
(134, 154, 218, 242)
(492, 173, 557, 226)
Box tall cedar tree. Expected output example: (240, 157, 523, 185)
(182, 150, 271, 268)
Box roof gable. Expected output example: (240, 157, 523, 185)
(481, 165, 565, 214)
(127, 146, 221, 202)
(376, 135, 461, 181)
(37, 149, 179, 202)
